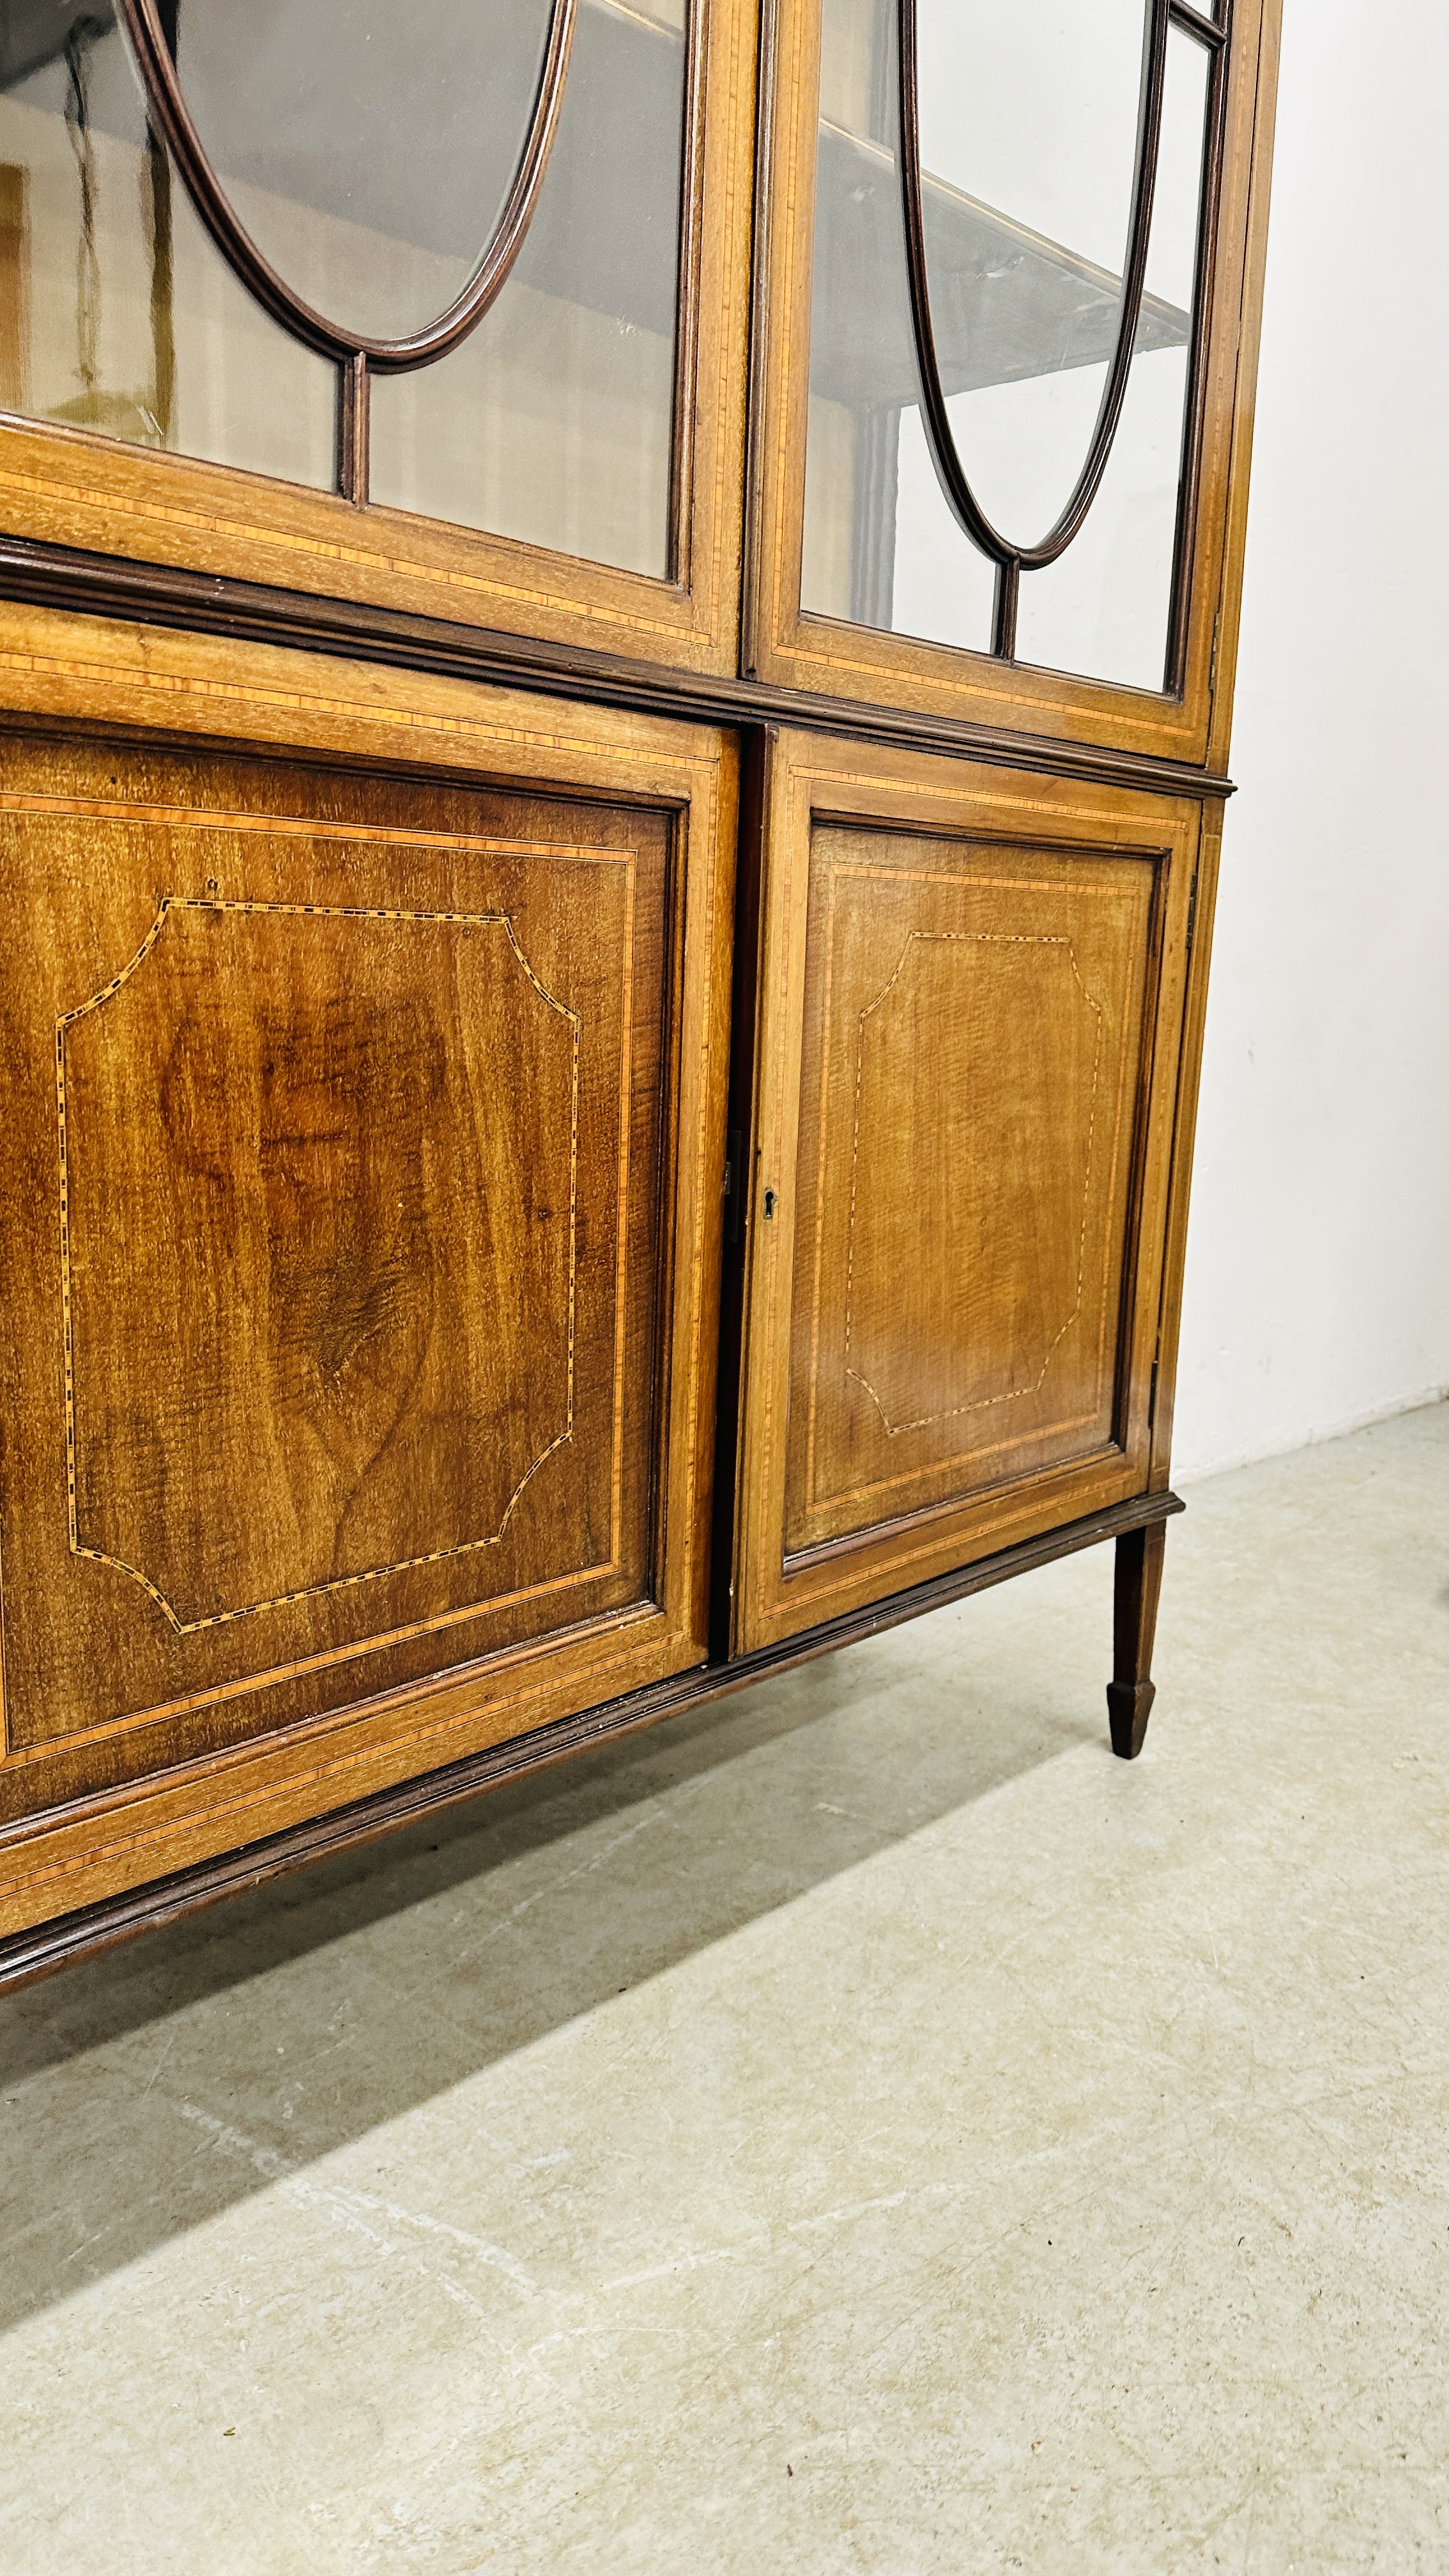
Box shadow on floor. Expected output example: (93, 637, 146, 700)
(0, 1576, 1108, 2336)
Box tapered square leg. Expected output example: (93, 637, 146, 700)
(1107, 1519, 1167, 1759)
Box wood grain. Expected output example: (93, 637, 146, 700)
(785, 827, 1156, 1558)
(1147, 797, 1225, 1491)
(0, 737, 648, 1787)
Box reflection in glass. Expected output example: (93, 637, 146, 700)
(370, 0, 686, 579)
(802, 0, 992, 642)
(1016, 27, 1209, 686)
(0, 1, 334, 482)
(171, 0, 558, 346)
(0, 0, 688, 585)
(801, 0, 1211, 693)
(917, 0, 1147, 546)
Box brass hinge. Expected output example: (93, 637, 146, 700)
(1209, 608, 1221, 701)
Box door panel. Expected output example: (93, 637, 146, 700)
(732, 731, 1197, 1651)
(0, 682, 732, 1905)
(786, 824, 1156, 1558)
(61, 890, 586, 1632)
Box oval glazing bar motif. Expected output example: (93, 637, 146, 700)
(896, 0, 1228, 660)
(115, 0, 579, 493)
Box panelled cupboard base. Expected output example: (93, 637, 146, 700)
(0, 1489, 1183, 1993)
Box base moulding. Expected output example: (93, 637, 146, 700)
(0, 1486, 1184, 1994)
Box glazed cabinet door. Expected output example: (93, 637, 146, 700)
(0, 0, 758, 674)
(746, 0, 1280, 767)
(0, 638, 732, 1937)
(729, 730, 1199, 1653)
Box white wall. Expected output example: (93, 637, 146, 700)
(1170, 0, 1449, 1478)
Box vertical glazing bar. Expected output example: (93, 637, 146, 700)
(1165, 5, 1232, 691)
(337, 351, 370, 504)
(993, 556, 1020, 661)
(142, 122, 176, 445)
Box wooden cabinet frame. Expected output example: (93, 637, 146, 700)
(0, 0, 1283, 1981)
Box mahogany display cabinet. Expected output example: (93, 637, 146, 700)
(0, 0, 1281, 1982)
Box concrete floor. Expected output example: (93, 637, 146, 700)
(1, 1404, 1446, 2573)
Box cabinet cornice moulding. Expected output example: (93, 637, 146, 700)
(0, 538, 1235, 804)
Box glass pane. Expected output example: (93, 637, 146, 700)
(1015, 26, 1209, 688)
(172, 0, 558, 347)
(801, 0, 1211, 694)
(802, 0, 995, 647)
(369, 0, 686, 581)
(0, 3, 335, 484)
(917, 0, 1149, 549)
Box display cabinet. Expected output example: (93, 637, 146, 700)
(0, 0, 1280, 1979)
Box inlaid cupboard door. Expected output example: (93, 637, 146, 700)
(730, 730, 1199, 1652)
(0, 621, 733, 1936)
